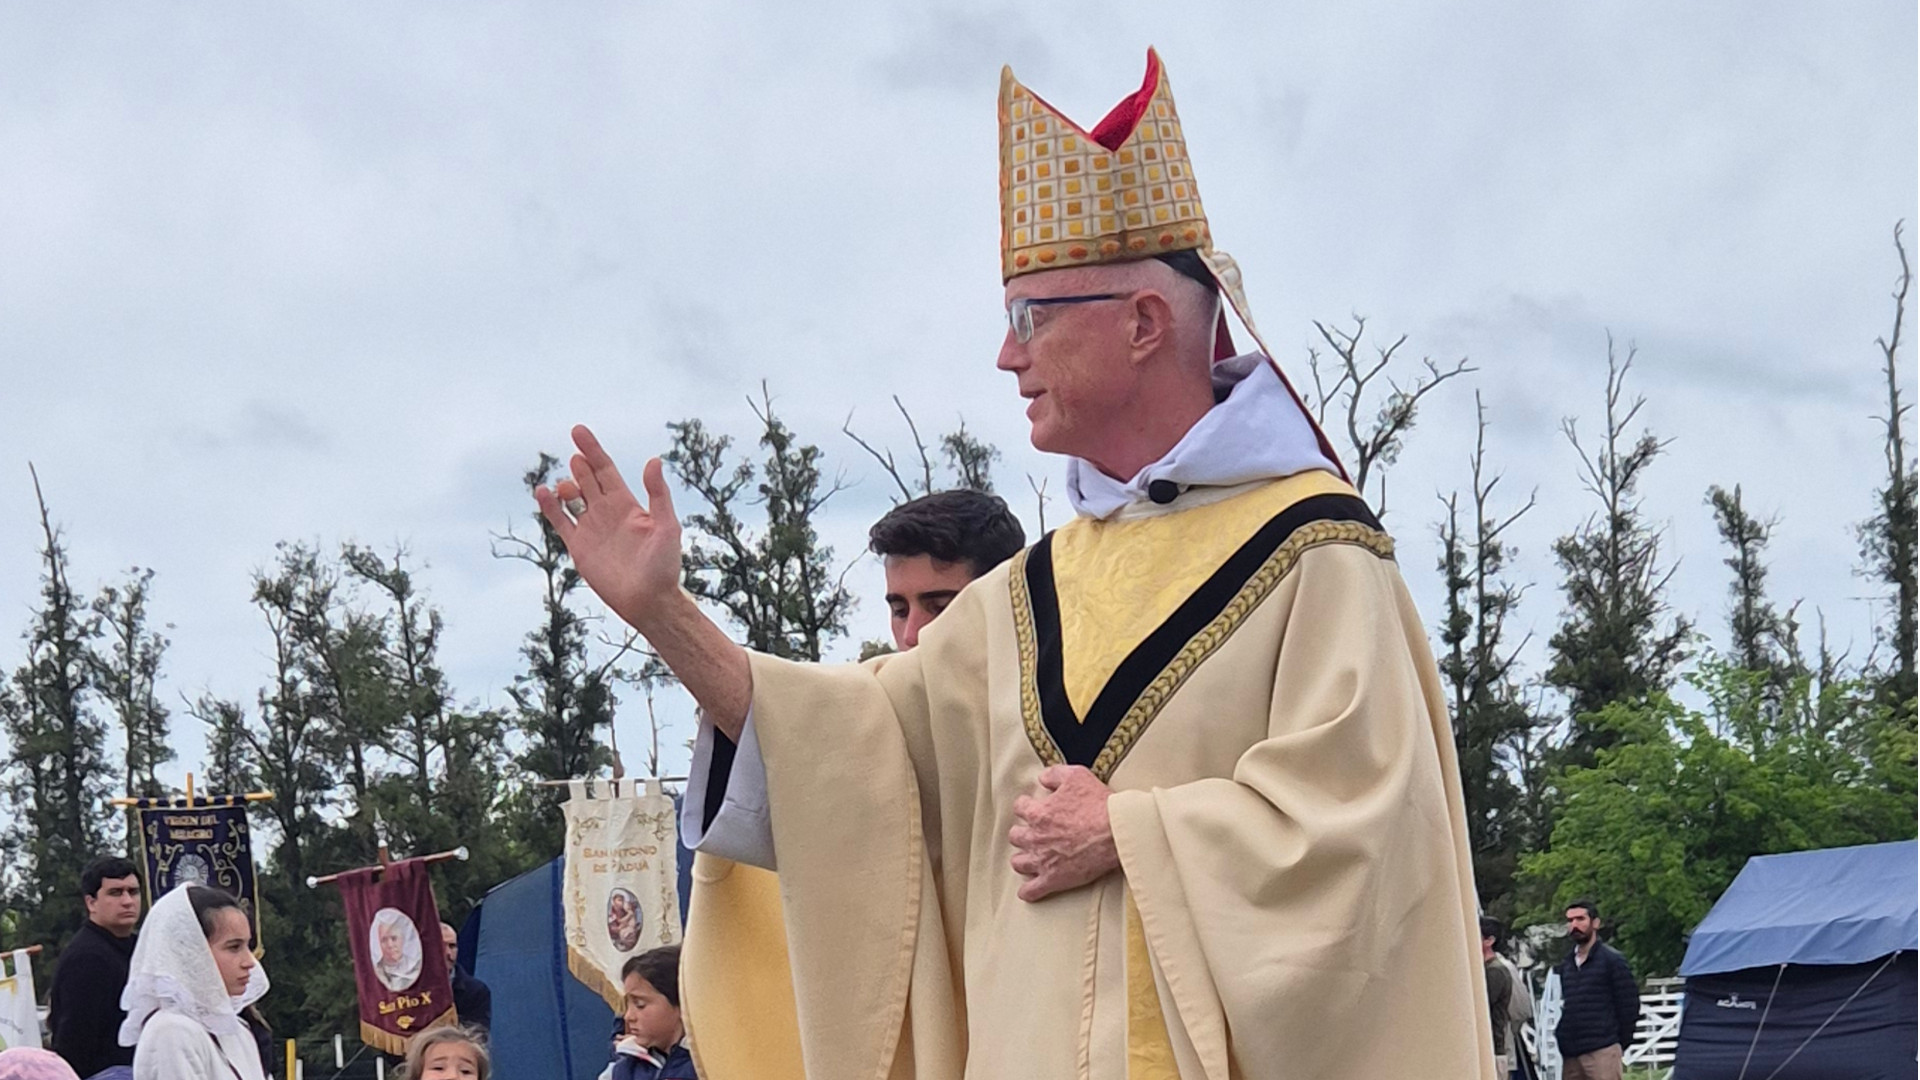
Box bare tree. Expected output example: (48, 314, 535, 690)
(1305, 315, 1474, 516)
(844, 397, 1002, 499)
(1858, 221, 1917, 706)
(1028, 473, 1052, 535)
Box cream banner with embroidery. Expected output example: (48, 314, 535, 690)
(0, 949, 36, 1051)
(562, 779, 681, 1010)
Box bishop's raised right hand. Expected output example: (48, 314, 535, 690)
(534, 425, 685, 634)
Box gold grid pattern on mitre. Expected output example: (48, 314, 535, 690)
(999, 58, 1211, 281)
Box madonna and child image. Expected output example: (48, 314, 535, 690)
(369, 907, 424, 991)
(606, 888, 642, 952)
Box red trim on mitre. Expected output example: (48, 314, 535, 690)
(1088, 48, 1162, 151)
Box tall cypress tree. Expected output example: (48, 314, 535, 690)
(0, 470, 111, 962)
(90, 567, 174, 810)
(495, 454, 616, 858)
(1707, 485, 1793, 677)
(1545, 339, 1691, 768)
(1859, 223, 1917, 709)
(1434, 396, 1541, 916)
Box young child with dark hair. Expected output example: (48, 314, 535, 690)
(601, 946, 695, 1080)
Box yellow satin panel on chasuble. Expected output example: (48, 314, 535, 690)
(1125, 895, 1181, 1080)
(681, 856, 806, 1080)
(1046, 469, 1356, 720)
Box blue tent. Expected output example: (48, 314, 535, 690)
(464, 805, 696, 1080)
(1674, 840, 1917, 1080)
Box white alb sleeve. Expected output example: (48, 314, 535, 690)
(678, 708, 776, 870)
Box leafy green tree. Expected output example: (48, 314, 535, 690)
(231, 546, 359, 1046)
(344, 543, 521, 914)
(1519, 660, 1916, 977)
(278, 544, 400, 825)
(1434, 396, 1542, 917)
(1545, 340, 1691, 768)
(669, 388, 853, 660)
(941, 424, 1000, 493)
(187, 693, 255, 796)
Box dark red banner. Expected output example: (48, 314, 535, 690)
(333, 859, 456, 1054)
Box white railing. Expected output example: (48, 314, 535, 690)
(1524, 972, 1684, 1078)
(1622, 978, 1684, 1069)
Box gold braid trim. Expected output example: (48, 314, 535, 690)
(358, 1006, 457, 1058)
(1012, 522, 1395, 781)
(568, 941, 627, 1014)
(1008, 547, 1063, 769)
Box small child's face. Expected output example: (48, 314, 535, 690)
(419, 1044, 482, 1080)
(621, 972, 684, 1050)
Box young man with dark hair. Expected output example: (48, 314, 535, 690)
(869, 489, 1027, 649)
(1553, 899, 1641, 1080)
(677, 489, 1024, 1080)
(49, 856, 144, 1080)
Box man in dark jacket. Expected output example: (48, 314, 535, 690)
(439, 921, 491, 1035)
(48, 857, 144, 1080)
(1552, 899, 1640, 1080)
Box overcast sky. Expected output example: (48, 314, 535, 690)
(1, 2, 1913, 793)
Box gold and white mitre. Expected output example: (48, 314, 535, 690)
(1000, 47, 1345, 473)
(999, 48, 1272, 354)
(999, 47, 1210, 278)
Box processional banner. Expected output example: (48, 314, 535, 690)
(562, 779, 682, 1010)
(136, 796, 261, 951)
(331, 859, 457, 1055)
(0, 950, 35, 1051)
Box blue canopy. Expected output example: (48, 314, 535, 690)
(1680, 840, 1918, 977)
(469, 797, 696, 1080)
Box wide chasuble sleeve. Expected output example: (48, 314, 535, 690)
(737, 476, 1493, 1080)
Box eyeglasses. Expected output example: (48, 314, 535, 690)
(1006, 293, 1126, 344)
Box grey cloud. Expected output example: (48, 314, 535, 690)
(871, 9, 1052, 93)
(175, 399, 330, 452)
(0, 0, 1910, 789)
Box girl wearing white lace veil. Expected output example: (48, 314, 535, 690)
(119, 885, 269, 1080)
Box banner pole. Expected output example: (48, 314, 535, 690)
(531, 775, 687, 787)
(304, 847, 469, 889)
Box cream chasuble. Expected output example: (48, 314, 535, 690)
(700, 463, 1495, 1080)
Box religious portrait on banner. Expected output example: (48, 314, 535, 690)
(330, 859, 456, 1055)
(562, 779, 681, 1010)
(607, 888, 643, 952)
(369, 908, 425, 992)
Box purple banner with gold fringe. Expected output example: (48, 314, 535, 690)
(332, 858, 457, 1055)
